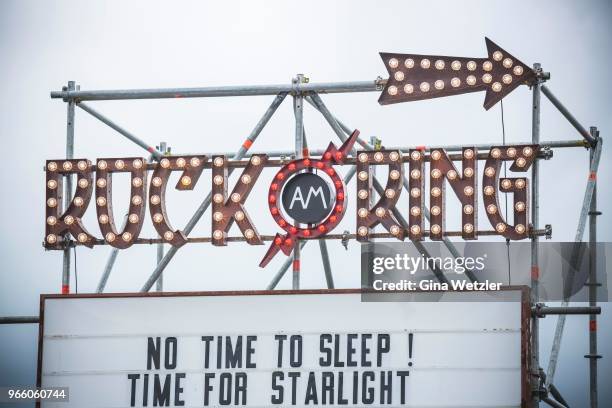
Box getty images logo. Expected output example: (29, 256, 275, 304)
(372, 253, 487, 275)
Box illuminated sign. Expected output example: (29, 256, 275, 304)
(378, 38, 534, 110)
(44, 136, 539, 266)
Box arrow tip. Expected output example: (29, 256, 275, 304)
(482, 37, 536, 110)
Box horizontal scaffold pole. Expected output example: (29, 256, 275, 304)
(51, 80, 384, 101)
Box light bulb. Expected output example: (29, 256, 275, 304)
(513, 65, 523, 75)
(180, 176, 192, 186)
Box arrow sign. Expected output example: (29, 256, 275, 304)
(378, 37, 535, 110)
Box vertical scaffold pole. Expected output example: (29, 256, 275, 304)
(62, 81, 76, 295)
(293, 75, 305, 290)
(531, 63, 542, 405)
(587, 127, 600, 408)
(156, 142, 168, 292)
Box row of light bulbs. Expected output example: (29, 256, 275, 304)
(388, 51, 519, 72)
(46, 147, 529, 245)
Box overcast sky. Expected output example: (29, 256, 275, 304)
(0, 0, 611, 406)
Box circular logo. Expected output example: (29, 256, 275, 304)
(281, 172, 333, 224)
(268, 157, 346, 240)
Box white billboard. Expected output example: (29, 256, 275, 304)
(38, 289, 529, 407)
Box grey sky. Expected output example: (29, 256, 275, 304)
(0, 0, 611, 406)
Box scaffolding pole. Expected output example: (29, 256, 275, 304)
(587, 127, 601, 408)
(62, 81, 76, 295)
(531, 63, 543, 406)
(292, 75, 306, 290)
(51, 80, 383, 101)
(178, 138, 583, 159)
(78, 102, 163, 160)
(95, 214, 128, 293)
(545, 119, 603, 399)
(319, 240, 335, 289)
(541, 85, 596, 145)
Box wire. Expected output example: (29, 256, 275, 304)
(500, 100, 511, 285)
(73, 246, 78, 294)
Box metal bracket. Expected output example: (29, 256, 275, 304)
(541, 146, 553, 160)
(375, 76, 385, 91)
(544, 224, 552, 239)
(341, 230, 350, 250)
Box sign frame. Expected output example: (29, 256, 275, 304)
(36, 287, 532, 407)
